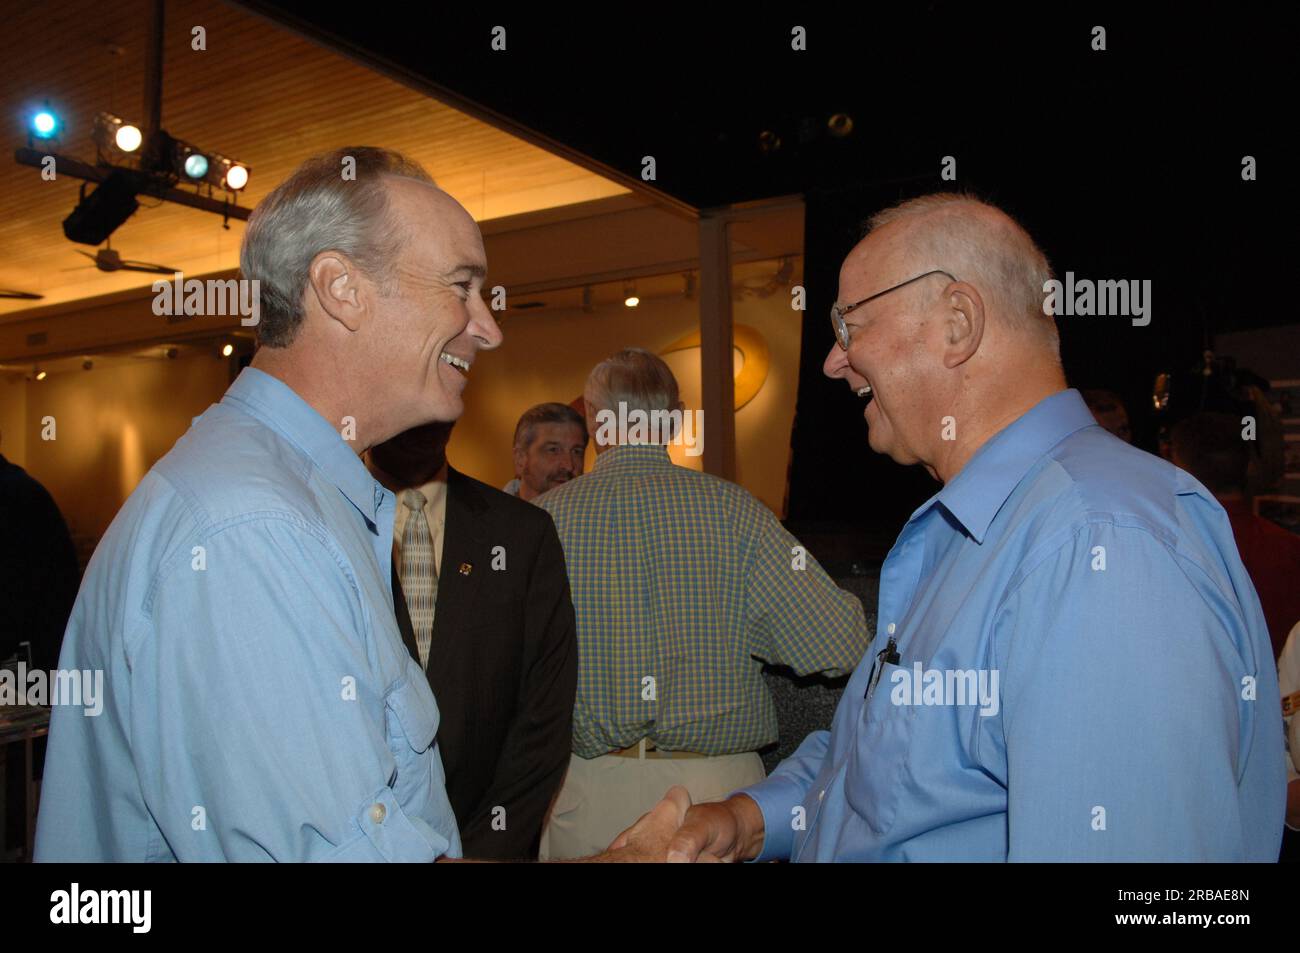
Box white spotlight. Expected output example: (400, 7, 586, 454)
(115, 124, 142, 152)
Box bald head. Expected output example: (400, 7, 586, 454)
(863, 194, 1059, 355)
(823, 192, 1067, 484)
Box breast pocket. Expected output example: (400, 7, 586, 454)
(842, 661, 917, 836)
(384, 674, 441, 796)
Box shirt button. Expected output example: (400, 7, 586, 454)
(369, 803, 386, 824)
(886, 622, 896, 635)
(818, 789, 826, 801)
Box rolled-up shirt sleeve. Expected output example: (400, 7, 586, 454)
(131, 516, 453, 861)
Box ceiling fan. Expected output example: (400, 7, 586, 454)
(66, 241, 177, 275)
(0, 290, 44, 299)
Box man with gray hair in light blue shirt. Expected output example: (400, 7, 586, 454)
(36, 147, 507, 861)
(33, 146, 515, 861)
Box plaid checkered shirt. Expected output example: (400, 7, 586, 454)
(535, 444, 869, 758)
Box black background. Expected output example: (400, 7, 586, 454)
(11, 860, 1290, 936)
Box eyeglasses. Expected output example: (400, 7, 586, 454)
(830, 269, 957, 350)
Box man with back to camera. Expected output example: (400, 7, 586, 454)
(537, 347, 869, 859)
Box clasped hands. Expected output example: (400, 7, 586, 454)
(597, 786, 766, 863)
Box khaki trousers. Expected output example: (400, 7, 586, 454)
(538, 750, 766, 860)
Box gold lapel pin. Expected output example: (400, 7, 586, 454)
(458, 562, 473, 576)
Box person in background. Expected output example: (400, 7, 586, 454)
(368, 421, 577, 859)
(1170, 411, 1300, 661)
(1081, 388, 1132, 444)
(503, 402, 587, 500)
(534, 347, 869, 859)
(0, 430, 80, 673)
(1, 429, 81, 857)
(1278, 621, 1300, 862)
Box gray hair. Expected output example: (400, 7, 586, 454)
(512, 402, 588, 452)
(584, 347, 680, 422)
(240, 146, 437, 348)
(864, 193, 1060, 358)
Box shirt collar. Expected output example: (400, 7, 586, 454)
(917, 388, 1098, 544)
(408, 467, 449, 515)
(221, 366, 383, 525)
(592, 443, 674, 472)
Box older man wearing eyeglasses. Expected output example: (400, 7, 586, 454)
(615, 192, 1286, 862)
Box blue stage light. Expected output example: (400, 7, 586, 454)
(32, 110, 59, 138)
(183, 153, 209, 179)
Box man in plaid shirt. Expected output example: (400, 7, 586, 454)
(535, 347, 869, 858)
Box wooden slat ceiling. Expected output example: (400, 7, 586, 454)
(0, 0, 628, 320)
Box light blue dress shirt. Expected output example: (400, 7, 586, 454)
(35, 367, 462, 862)
(741, 389, 1285, 861)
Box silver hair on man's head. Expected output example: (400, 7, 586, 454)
(240, 146, 436, 348)
(584, 347, 681, 421)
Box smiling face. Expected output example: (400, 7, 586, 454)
(822, 225, 953, 470)
(365, 178, 502, 438)
(515, 421, 587, 500)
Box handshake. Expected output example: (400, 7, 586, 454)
(595, 786, 767, 863)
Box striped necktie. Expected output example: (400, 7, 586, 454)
(399, 488, 437, 670)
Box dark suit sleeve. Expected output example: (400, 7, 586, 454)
(0, 467, 80, 671)
(458, 516, 577, 858)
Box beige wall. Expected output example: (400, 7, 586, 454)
(8, 258, 804, 546)
(447, 264, 804, 517)
(20, 354, 231, 543)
